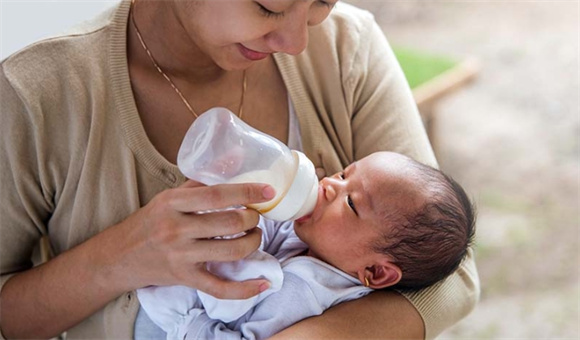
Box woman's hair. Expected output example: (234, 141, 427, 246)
(374, 161, 476, 290)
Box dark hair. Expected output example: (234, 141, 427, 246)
(373, 161, 476, 290)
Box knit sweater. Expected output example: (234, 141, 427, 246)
(0, 1, 480, 339)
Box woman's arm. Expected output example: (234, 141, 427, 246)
(270, 291, 423, 339)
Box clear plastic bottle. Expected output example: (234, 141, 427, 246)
(177, 107, 318, 221)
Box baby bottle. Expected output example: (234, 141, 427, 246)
(177, 107, 318, 221)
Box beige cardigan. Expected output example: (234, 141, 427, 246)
(0, 1, 479, 338)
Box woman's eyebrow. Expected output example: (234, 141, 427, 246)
(262, 0, 294, 10)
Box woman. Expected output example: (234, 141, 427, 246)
(0, 0, 479, 339)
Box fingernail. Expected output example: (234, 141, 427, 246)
(259, 281, 271, 293)
(262, 186, 276, 200)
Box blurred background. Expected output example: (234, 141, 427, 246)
(2, 0, 579, 338)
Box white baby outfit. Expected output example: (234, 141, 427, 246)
(136, 218, 372, 340)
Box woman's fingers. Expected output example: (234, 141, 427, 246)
(170, 183, 275, 213)
(192, 269, 270, 300)
(187, 227, 263, 262)
(125, 181, 273, 293)
(178, 209, 261, 239)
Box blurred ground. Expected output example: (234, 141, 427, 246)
(349, 1, 579, 338)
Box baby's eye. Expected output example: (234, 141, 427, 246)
(346, 195, 358, 216)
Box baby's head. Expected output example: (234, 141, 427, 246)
(294, 151, 476, 291)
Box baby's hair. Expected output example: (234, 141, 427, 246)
(373, 160, 476, 290)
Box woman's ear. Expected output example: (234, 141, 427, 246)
(359, 262, 402, 289)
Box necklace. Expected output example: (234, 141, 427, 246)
(129, 0, 247, 119)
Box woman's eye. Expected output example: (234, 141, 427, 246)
(256, 3, 284, 18)
(346, 195, 358, 215)
(318, 0, 335, 9)
(339, 172, 345, 179)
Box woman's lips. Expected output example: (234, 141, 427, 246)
(238, 44, 270, 61)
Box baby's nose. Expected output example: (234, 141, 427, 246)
(321, 178, 339, 202)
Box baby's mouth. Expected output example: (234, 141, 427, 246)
(295, 214, 311, 224)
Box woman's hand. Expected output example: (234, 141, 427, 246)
(113, 180, 275, 298)
(0, 180, 275, 339)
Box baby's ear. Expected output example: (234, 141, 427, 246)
(360, 261, 402, 289)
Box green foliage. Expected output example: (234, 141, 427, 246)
(393, 47, 458, 89)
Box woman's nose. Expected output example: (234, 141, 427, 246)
(265, 12, 309, 55)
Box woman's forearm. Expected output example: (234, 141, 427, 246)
(270, 290, 424, 340)
(0, 222, 134, 339)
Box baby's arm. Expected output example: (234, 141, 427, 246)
(185, 260, 371, 340)
(183, 311, 245, 340)
(184, 274, 322, 340)
(136, 285, 203, 338)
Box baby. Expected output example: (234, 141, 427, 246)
(136, 151, 476, 340)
